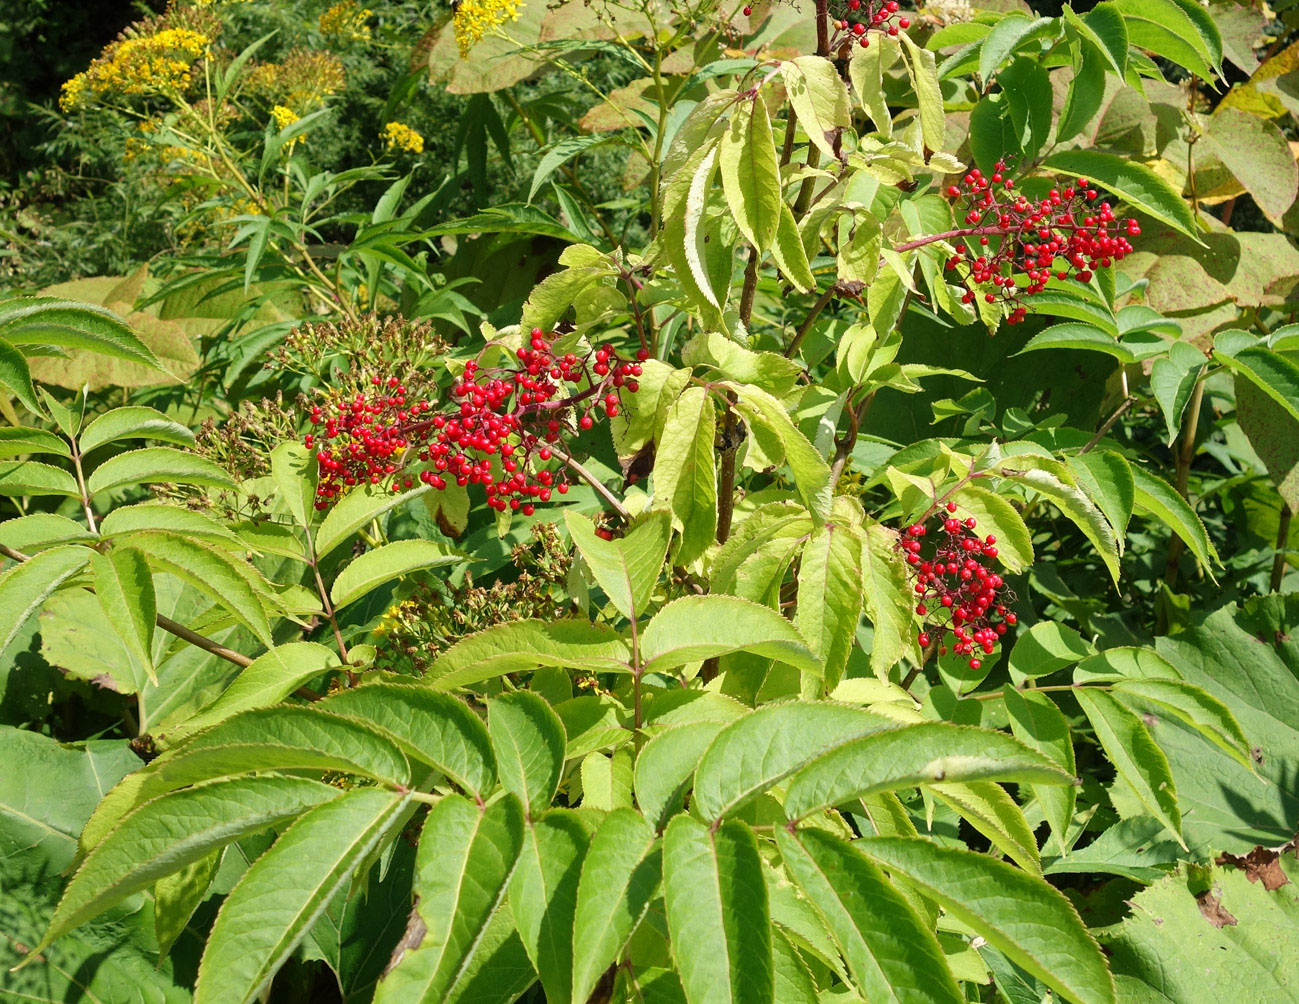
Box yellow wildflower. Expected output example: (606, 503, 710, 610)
(60, 27, 209, 109)
(320, 0, 373, 41)
(453, 0, 524, 57)
(271, 105, 299, 130)
(381, 121, 424, 154)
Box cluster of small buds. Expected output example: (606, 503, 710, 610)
(305, 329, 643, 511)
(943, 160, 1141, 325)
(901, 502, 1017, 670)
(833, 0, 911, 45)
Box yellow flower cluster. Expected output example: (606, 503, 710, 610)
(59, 27, 209, 111)
(319, 0, 373, 40)
(372, 597, 421, 637)
(271, 105, 299, 130)
(835, 467, 867, 498)
(453, 0, 525, 57)
(381, 121, 424, 154)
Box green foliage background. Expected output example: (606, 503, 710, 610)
(0, 0, 1297, 1002)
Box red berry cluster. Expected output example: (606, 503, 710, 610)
(833, 0, 911, 47)
(901, 502, 1017, 671)
(304, 329, 642, 511)
(943, 161, 1141, 325)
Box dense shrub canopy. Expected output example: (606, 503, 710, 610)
(0, 1, 1297, 1003)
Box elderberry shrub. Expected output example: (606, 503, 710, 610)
(943, 161, 1141, 325)
(305, 328, 643, 511)
(901, 501, 1018, 671)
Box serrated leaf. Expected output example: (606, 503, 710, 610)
(374, 794, 525, 1004)
(932, 779, 1043, 872)
(317, 682, 496, 797)
(78, 406, 195, 454)
(693, 702, 888, 822)
(1130, 465, 1219, 574)
(35, 776, 340, 956)
(796, 522, 864, 694)
(330, 538, 466, 610)
(1003, 687, 1077, 855)
(79, 707, 410, 858)
(1015, 323, 1136, 362)
(849, 35, 898, 136)
(0, 297, 162, 369)
(776, 827, 965, 1004)
(425, 619, 631, 690)
(720, 92, 782, 253)
(489, 691, 566, 818)
(86, 446, 235, 497)
(315, 481, 432, 559)
(664, 144, 725, 319)
(861, 522, 912, 679)
(1067, 2, 1127, 75)
(154, 848, 222, 957)
(270, 440, 317, 530)
(580, 748, 634, 811)
(173, 642, 345, 738)
(123, 529, 274, 644)
(653, 386, 718, 565)
(0, 459, 80, 497)
(772, 202, 816, 292)
(663, 815, 773, 1004)
(1214, 343, 1299, 423)
(1068, 451, 1134, 539)
(1074, 687, 1185, 848)
(0, 426, 70, 459)
(1001, 465, 1120, 584)
(783, 722, 1071, 820)
(0, 512, 96, 551)
(0, 336, 42, 415)
(1149, 343, 1205, 446)
(510, 810, 589, 1004)
(571, 808, 659, 1003)
(728, 382, 833, 521)
(195, 788, 410, 1004)
(1109, 678, 1253, 770)
(1043, 151, 1198, 238)
(1008, 621, 1093, 682)
(639, 594, 820, 677)
(900, 32, 947, 152)
(90, 547, 156, 685)
(634, 720, 728, 830)
(0, 544, 90, 655)
(783, 55, 851, 159)
(859, 837, 1116, 1004)
(950, 484, 1033, 572)
(565, 509, 671, 622)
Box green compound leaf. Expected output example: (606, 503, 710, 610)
(195, 788, 411, 1004)
(488, 691, 567, 818)
(35, 776, 341, 957)
(571, 807, 660, 1004)
(663, 815, 773, 1004)
(777, 827, 964, 1004)
(638, 594, 821, 677)
(374, 794, 525, 1004)
(317, 681, 497, 798)
(859, 837, 1117, 1004)
(782, 722, 1072, 820)
(693, 702, 889, 822)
